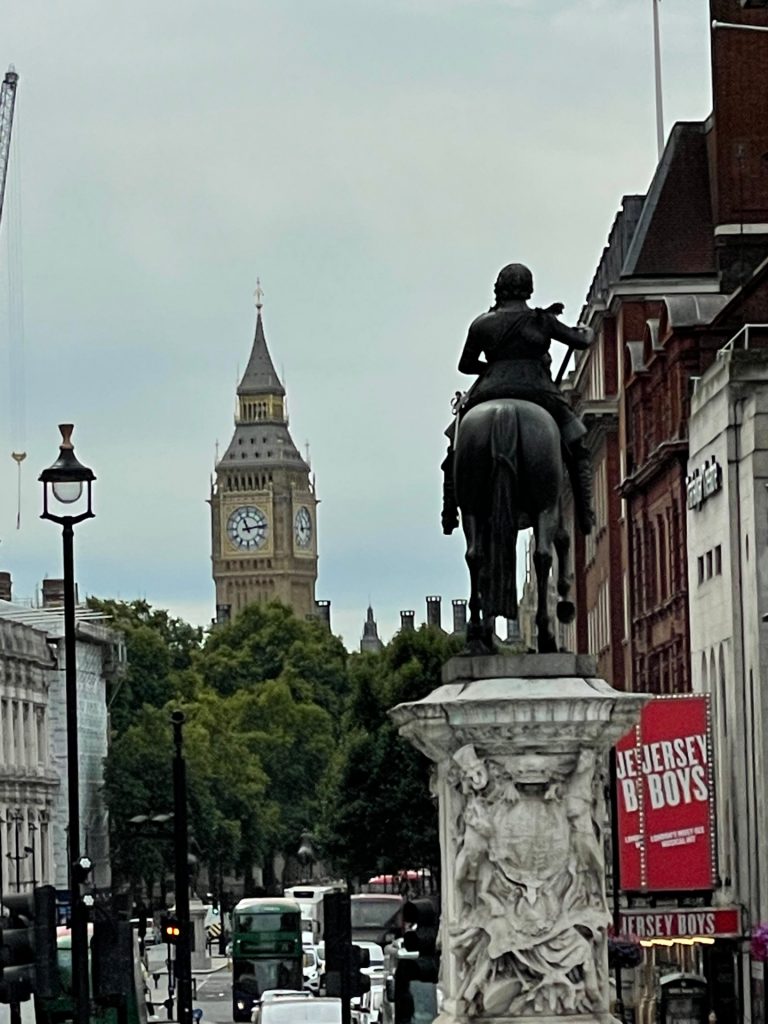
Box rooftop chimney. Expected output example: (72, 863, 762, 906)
(0, 572, 11, 602)
(452, 599, 467, 636)
(315, 600, 331, 632)
(400, 610, 415, 633)
(426, 595, 442, 630)
(42, 578, 77, 608)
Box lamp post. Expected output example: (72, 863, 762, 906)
(171, 710, 193, 1024)
(6, 808, 24, 892)
(0, 815, 5, 910)
(297, 831, 316, 881)
(39, 423, 95, 1024)
(27, 821, 37, 889)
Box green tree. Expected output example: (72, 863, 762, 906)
(87, 598, 204, 732)
(100, 598, 345, 894)
(320, 626, 461, 880)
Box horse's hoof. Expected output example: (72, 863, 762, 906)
(537, 632, 558, 654)
(557, 600, 576, 624)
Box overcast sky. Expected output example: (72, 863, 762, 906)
(0, 1, 712, 648)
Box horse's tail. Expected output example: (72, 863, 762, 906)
(487, 405, 519, 618)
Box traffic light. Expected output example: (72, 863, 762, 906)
(323, 892, 350, 998)
(92, 917, 134, 1002)
(0, 885, 60, 1002)
(348, 944, 371, 998)
(160, 914, 181, 945)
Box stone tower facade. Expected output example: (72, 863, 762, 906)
(211, 298, 318, 622)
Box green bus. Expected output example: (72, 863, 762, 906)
(232, 897, 303, 1021)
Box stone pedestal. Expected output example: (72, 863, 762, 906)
(189, 898, 210, 970)
(389, 654, 648, 1024)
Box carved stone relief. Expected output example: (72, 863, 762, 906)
(447, 744, 608, 1018)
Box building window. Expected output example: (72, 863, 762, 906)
(715, 545, 722, 575)
(37, 710, 45, 766)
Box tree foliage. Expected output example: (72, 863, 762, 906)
(96, 595, 461, 897)
(319, 626, 462, 881)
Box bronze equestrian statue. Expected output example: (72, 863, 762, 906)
(442, 264, 593, 653)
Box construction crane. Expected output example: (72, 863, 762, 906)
(0, 66, 18, 226)
(0, 65, 25, 529)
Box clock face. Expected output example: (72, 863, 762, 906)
(294, 506, 313, 549)
(227, 506, 268, 550)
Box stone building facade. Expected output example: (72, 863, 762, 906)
(0, 599, 57, 895)
(687, 339, 768, 1018)
(561, 3, 768, 1019)
(0, 582, 123, 894)
(569, 0, 768, 695)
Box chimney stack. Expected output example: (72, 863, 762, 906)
(42, 579, 77, 608)
(0, 572, 11, 602)
(426, 595, 442, 630)
(400, 610, 415, 633)
(315, 600, 331, 632)
(452, 599, 467, 635)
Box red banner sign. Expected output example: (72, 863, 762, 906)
(620, 907, 740, 939)
(616, 695, 715, 891)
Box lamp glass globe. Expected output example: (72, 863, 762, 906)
(52, 480, 83, 504)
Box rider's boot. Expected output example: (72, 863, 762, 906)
(441, 448, 459, 535)
(566, 441, 596, 535)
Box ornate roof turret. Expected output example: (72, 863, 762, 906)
(237, 304, 285, 399)
(360, 605, 384, 653)
(218, 286, 309, 474)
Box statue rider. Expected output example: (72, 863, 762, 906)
(441, 263, 595, 536)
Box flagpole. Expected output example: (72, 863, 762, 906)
(652, 0, 665, 159)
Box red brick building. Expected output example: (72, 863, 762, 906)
(569, 0, 768, 694)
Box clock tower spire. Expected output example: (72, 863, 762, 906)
(210, 288, 318, 622)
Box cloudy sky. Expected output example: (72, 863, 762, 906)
(0, 0, 712, 647)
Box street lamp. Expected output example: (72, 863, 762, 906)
(6, 808, 25, 892)
(712, 19, 768, 32)
(39, 423, 96, 1024)
(27, 821, 37, 890)
(297, 831, 316, 880)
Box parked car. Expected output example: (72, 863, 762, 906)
(251, 991, 311, 1024)
(354, 941, 384, 976)
(352, 980, 384, 1024)
(303, 945, 322, 994)
(258, 997, 341, 1024)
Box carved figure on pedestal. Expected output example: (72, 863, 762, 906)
(449, 746, 608, 1017)
(441, 264, 594, 654)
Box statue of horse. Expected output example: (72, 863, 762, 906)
(454, 398, 575, 654)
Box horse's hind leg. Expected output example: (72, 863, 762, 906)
(554, 517, 575, 626)
(463, 514, 486, 653)
(533, 507, 559, 654)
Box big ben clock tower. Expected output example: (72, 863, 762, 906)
(211, 286, 318, 621)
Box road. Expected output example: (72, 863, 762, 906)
(145, 949, 233, 1024)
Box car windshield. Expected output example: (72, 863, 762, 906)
(263, 1002, 341, 1024)
(235, 912, 298, 933)
(233, 959, 301, 996)
(357, 942, 384, 967)
(350, 899, 402, 928)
